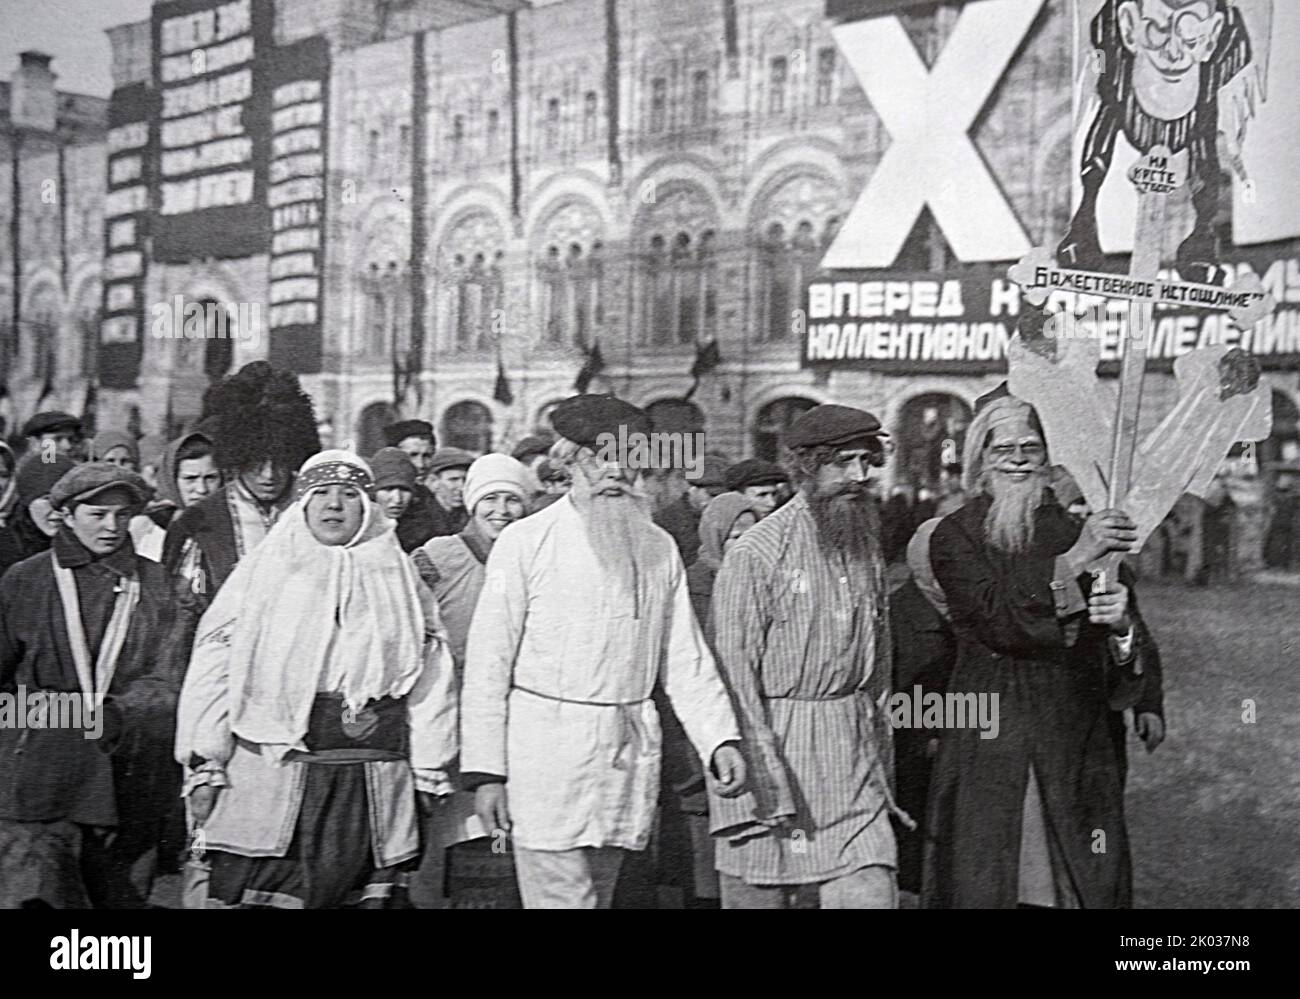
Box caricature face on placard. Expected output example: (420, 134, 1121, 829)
(1059, 0, 1282, 278)
(1117, 0, 1225, 120)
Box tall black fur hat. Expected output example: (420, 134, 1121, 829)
(201, 361, 321, 472)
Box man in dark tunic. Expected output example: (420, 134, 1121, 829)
(654, 455, 728, 565)
(0, 464, 182, 908)
(924, 388, 1148, 909)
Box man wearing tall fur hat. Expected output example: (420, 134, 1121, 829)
(922, 385, 1151, 908)
(162, 361, 320, 607)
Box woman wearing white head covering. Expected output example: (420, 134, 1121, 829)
(176, 450, 457, 908)
(409, 452, 532, 907)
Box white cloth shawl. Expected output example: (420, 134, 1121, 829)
(193, 471, 426, 758)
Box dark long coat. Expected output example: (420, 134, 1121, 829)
(922, 495, 1146, 909)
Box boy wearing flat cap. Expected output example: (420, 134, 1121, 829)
(426, 448, 474, 538)
(22, 411, 84, 461)
(708, 403, 904, 908)
(0, 464, 185, 908)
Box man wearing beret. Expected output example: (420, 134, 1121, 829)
(653, 454, 729, 566)
(426, 448, 474, 538)
(461, 394, 746, 908)
(0, 464, 185, 907)
(723, 458, 789, 519)
(708, 403, 904, 908)
(22, 411, 84, 461)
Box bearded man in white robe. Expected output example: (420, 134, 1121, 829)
(460, 394, 746, 909)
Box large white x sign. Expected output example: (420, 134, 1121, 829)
(822, 0, 1043, 268)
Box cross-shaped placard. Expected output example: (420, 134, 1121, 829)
(1008, 145, 1275, 588)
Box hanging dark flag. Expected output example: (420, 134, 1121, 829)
(574, 341, 606, 393)
(494, 356, 515, 406)
(685, 338, 721, 401)
(81, 379, 98, 438)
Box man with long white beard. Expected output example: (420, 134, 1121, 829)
(460, 394, 746, 908)
(923, 385, 1147, 908)
(708, 404, 903, 909)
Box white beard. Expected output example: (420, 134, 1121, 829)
(580, 490, 660, 604)
(982, 471, 1048, 555)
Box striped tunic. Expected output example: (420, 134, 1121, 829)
(708, 492, 897, 885)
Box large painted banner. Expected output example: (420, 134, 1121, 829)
(151, 0, 273, 262)
(99, 82, 155, 389)
(265, 36, 329, 373)
(1064, 0, 1300, 266)
(803, 244, 1300, 373)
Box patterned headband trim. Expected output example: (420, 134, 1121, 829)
(295, 462, 372, 500)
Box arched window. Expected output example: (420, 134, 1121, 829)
(357, 401, 399, 458)
(759, 221, 822, 341)
(442, 400, 493, 453)
(753, 397, 817, 462)
(753, 174, 841, 342)
(452, 251, 501, 352)
(534, 203, 605, 350)
(361, 261, 410, 359)
(583, 91, 598, 142)
(640, 228, 716, 347)
(895, 393, 972, 492)
(439, 213, 505, 355)
(202, 299, 234, 382)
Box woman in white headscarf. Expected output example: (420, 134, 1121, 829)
(175, 450, 457, 909)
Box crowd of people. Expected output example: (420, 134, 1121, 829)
(0, 359, 1168, 909)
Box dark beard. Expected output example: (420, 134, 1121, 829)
(982, 472, 1047, 555)
(806, 483, 881, 568)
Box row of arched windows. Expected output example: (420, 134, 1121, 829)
(358, 215, 839, 357)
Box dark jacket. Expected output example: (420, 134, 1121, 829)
(922, 494, 1152, 909)
(0, 508, 53, 579)
(0, 530, 183, 828)
(404, 484, 467, 545)
(655, 493, 702, 566)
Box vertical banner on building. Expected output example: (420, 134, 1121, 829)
(100, 82, 155, 389)
(265, 36, 329, 373)
(1064, 0, 1296, 263)
(151, 0, 273, 262)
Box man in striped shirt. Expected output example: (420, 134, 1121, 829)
(708, 403, 902, 908)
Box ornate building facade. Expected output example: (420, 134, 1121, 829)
(2, 0, 1297, 490)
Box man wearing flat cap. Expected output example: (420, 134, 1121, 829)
(654, 454, 729, 566)
(723, 458, 789, 519)
(709, 402, 905, 908)
(921, 387, 1150, 909)
(0, 463, 185, 908)
(384, 419, 437, 485)
(23, 411, 84, 461)
(462, 393, 746, 908)
(426, 448, 474, 539)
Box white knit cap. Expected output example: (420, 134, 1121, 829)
(463, 453, 533, 515)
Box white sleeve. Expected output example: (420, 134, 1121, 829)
(174, 614, 236, 778)
(460, 527, 528, 779)
(408, 586, 458, 795)
(658, 551, 742, 769)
